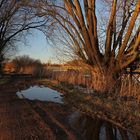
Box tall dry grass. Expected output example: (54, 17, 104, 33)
(51, 70, 91, 88)
(50, 69, 140, 102)
(119, 74, 140, 101)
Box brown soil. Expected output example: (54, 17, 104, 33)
(0, 79, 81, 140)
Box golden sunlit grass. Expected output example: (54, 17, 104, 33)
(0, 75, 139, 137)
(51, 70, 140, 101)
(63, 86, 140, 137)
(34, 70, 140, 136)
(120, 82, 140, 102)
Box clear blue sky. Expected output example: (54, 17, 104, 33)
(16, 30, 56, 63)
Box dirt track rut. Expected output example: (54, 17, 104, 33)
(0, 81, 80, 140)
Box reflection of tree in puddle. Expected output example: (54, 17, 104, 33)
(69, 113, 139, 140)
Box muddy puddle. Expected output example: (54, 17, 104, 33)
(16, 85, 63, 104)
(68, 112, 139, 140)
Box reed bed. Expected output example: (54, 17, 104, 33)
(48, 70, 140, 102)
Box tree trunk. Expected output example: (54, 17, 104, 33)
(91, 66, 121, 95)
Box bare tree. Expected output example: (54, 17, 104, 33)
(40, 0, 140, 92)
(0, 0, 52, 74)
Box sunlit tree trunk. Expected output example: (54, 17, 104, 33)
(90, 64, 122, 93)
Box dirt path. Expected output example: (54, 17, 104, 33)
(0, 80, 80, 140)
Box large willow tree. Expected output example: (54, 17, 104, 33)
(41, 0, 140, 92)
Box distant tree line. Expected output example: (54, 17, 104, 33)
(11, 55, 44, 77)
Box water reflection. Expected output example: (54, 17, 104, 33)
(69, 112, 139, 140)
(16, 86, 63, 104)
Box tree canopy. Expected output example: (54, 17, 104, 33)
(41, 0, 140, 73)
(0, 0, 54, 73)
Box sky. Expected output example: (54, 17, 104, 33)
(16, 30, 57, 64)
(15, 0, 104, 64)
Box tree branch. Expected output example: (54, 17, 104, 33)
(117, 0, 140, 64)
(105, 0, 117, 63)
